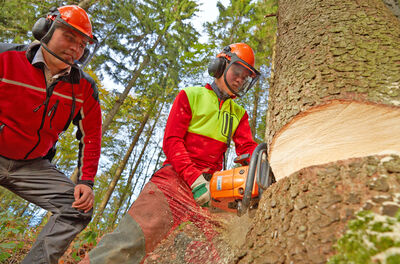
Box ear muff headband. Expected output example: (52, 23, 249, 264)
(32, 17, 51, 41)
(208, 45, 232, 78)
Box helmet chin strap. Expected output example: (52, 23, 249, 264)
(40, 41, 75, 67)
(223, 68, 239, 98)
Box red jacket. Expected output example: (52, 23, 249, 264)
(0, 42, 102, 185)
(163, 84, 257, 186)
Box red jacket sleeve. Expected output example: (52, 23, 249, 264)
(233, 111, 258, 159)
(75, 79, 102, 185)
(163, 90, 202, 185)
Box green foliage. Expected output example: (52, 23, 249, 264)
(0, 211, 35, 262)
(89, 0, 199, 91)
(0, 0, 62, 43)
(328, 210, 400, 264)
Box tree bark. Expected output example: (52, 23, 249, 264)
(236, 156, 400, 264)
(266, 0, 400, 181)
(234, 0, 400, 263)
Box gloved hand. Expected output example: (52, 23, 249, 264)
(190, 174, 210, 207)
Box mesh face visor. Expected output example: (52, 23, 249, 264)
(223, 53, 260, 97)
(41, 14, 99, 69)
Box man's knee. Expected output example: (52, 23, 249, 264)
(55, 202, 93, 231)
(76, 208, 93, 227)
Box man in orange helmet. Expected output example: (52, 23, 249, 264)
(0, 5, 101, 263)
(82, 43, 259, 263)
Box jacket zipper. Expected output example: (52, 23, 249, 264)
(48, 100, 60, 129)
(24, 81, 58, 159)
(218, 98, 224, 119)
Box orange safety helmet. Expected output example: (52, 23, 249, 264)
(56, 5, 93, 39)
(217, 43, 256, 74)
(208, 43, 260, 97)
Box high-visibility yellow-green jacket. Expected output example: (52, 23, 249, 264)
(163, 84, 257, 186)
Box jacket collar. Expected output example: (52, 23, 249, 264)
(207, 82, 231, 101)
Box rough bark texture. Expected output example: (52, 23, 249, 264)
(266, 0, 400, 145)
(234, 0, 400, 262)
(235, 155, 400, 263)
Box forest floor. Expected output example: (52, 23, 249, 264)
(3, 209, 253, 264)
(144, 211, 253, 264)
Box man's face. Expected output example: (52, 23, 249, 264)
(44, 25, 87, 71)
(224, 62, 253, 95)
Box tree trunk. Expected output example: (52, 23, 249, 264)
(250, 81, 261, 136)
(235, 0, 400, 263)
(78, 0, 98, 10)
(92, 100, 156, 225)
(110, 102, 164, 228)
(150, 140, 164, 175)
(69, 27, 168, 184)
(16, 201, 30, 218)
(266, 0, 400, 181)
(101, 31, 167, 136)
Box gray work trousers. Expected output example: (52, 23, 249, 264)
(0, 155, 92, 264)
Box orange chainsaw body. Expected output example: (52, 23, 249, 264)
(209, 165, 259, 213)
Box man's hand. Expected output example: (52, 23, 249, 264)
(72, 184, 94, 213)
(190, 174, 210, 207)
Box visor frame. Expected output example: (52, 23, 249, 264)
(222, 52, 261, 97)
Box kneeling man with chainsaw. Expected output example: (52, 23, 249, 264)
(84, 43, 261, 263)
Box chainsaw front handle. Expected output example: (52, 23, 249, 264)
(238, 143, 267, 216)
(237, 143, 275, 216)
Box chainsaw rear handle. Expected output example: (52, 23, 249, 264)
(237, 143, 267, 216)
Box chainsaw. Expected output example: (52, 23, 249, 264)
(209, 143, 275, 216)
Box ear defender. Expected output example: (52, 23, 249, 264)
(32, 7, 59, 41)
(208, 57, 226, 78)
(208, 45, 232, 78)
(32, 17, 52, 41)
